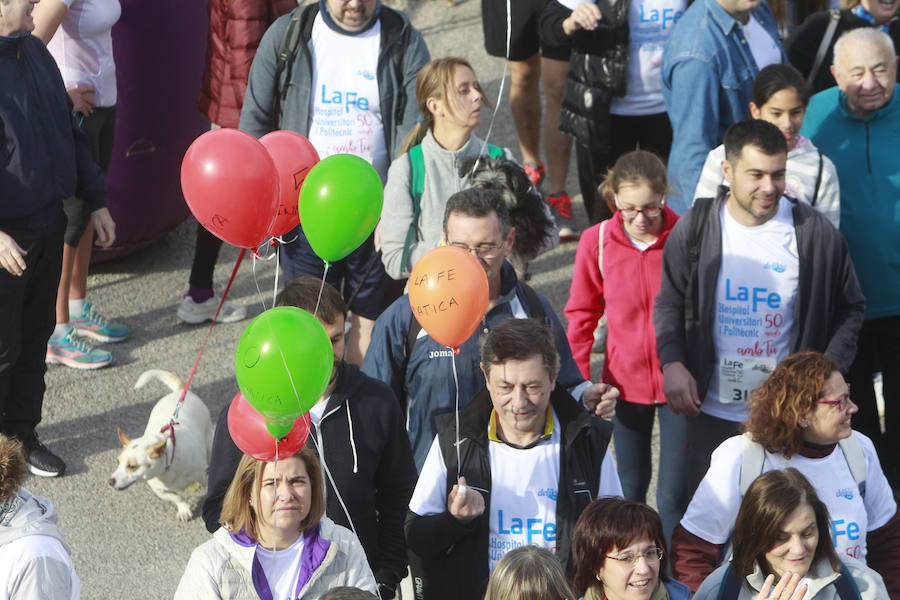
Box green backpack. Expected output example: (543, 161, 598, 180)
(400, 142, 504, 270)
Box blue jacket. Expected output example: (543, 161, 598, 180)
(362, 261, 591, 470)
(0, 34, 105, 230)
(661, 0, 783, 213)
(801, 85, 900, 320)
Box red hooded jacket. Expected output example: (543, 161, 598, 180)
(565, 206, 679, 404)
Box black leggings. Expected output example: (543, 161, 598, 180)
(576, 112, 673, 225)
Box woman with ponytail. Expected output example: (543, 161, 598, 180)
(379, 57, 514, 280)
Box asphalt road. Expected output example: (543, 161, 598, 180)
(28, 1, 658, 597)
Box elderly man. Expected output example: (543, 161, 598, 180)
(0, 0, 115, 478)
(363, 187, 618, 470)
(405, 318, 622, 600)
(240, 0, 430, 365)
(801, 28, 900, 489)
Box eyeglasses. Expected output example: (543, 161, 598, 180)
(606, 547, 664, 567)
(615, 200, 665, 219)
(817, 387, 852, 411)
(448, 241, 505, 259)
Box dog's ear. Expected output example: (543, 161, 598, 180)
(146, 438, 168, 459)
(117, 428, 133, 447)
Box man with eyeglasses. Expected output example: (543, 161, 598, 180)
(405, 318, 622, 600)
(363, 187, 619, 471)
(654, 119, 865, 507)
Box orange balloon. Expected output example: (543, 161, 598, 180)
(408, 246, 490, 349)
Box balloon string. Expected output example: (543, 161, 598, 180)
(271, 451, 278, 570)
(466, 0, 510, 183)
(313, 262, 329, 318)
(451, 349, 461, 481)
(252, 249, 269, 313)
(273, 240, 281, 308)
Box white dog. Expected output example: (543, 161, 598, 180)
(109, 370, 213, 521)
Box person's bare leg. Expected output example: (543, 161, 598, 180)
(345, 312, 375, 366)
(508, 53, 542, 167)
(69, 221, 93, 303)
(540, 57, 572, 194)
(55, 244, 77, 326)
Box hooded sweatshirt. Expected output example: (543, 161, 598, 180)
(0, 488, 80, 600)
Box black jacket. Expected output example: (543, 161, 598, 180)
(405, 384, 614, 600)
(540, 0, 631, 152)
(202, 362, 417, 590)
(654, 189, 866, 402)
(0, 34, 105, 230)
(786, 9, 900, 93)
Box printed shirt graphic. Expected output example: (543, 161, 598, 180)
(611, 0, 687, 115)
(680, 433, 898, 563)
(703, 198, 798, 422)
(308, 16, 388, 178)
(408, 410, 622, 572)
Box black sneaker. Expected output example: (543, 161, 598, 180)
(24, 435, 66, 478)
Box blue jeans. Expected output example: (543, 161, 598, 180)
(613, 402, 690, 546)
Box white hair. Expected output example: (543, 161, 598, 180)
(833, 27, 897, 66)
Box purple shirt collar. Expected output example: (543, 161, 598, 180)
(229, 523, 332, 600)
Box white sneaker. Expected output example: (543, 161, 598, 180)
(177, 295, 247, 324)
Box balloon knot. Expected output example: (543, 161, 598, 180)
(453, 347, 461, 355)
(251, 250, 261, 259)
(269, 238, 279, 247)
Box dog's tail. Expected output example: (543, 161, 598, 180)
(134, 370, 185, 393)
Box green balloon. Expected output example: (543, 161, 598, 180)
(299, 153, 383, 262)
(234, 307, 333, 428)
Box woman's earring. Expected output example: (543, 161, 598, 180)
(800, 421, 809, 429)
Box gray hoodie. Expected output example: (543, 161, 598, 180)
(0, 488, 80, 600)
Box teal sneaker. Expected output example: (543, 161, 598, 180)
(46, 329, 113, 370)
(71, 301, 129, 343)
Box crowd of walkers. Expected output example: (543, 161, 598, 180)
(1, 0, 899, 598)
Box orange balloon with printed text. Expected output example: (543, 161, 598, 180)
(407, 246, 489, 350)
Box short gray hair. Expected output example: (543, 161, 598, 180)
(833, 27, 896, 65)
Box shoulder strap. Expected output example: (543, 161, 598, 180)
(390, 19, 411, 126)
(834, 561, 863, 600)
(684, 197, 714, 322)
(812, 150, 823, 207)
(519, 282, 547, 322)
(716, 564, 742, 600)
(401, 144, 425, 272)
(740, 432, 765, 496)
(807, 10, 841, 86)
(487, 144, 503, 160)
(597, 220, 607, 278)
(838, 435, 867, 500)
(271, 9, 304, 130)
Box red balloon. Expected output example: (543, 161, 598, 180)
(180, 128, 279, 248)
(227, 392, 312, 461)
(407, 246, 490, 349)
(260, 131, 320, 238)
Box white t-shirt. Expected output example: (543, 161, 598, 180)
(409, 410, 623, 571)
(47, 0, 121, 107)
(256, 534, 306, 600)
(610, 0, 687, 115)
(743, 15, 781, 70)
(308, 400, 329, 425)
(703, 198, 798, 422)
(680, 433, 898, 563)
(307, 15, 389, 179)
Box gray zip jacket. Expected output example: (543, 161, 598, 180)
(653, 189, 865, 403)
(0, 488, 79, 600)
(238, 3, 430, 163)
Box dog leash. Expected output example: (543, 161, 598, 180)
(160, 248, 247, 464)
(158, 420, 179, 472)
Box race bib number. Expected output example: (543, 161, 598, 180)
(717, 356, 775, 404)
